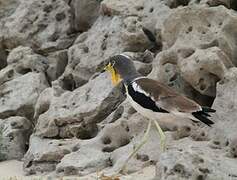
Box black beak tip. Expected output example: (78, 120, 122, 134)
(100, 69, 106, 73)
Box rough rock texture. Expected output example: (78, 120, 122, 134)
(70, 0, 100, 32)
(1, 0, 74, 53)
(156, 67, 237, 179)
(0, 116, 32, 161)
(23, 136, 79, 175)
(0, 73, 48, 119)
(35, 72, 125, 139)
(0, 0, 236, 179)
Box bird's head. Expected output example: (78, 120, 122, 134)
(104, 54, 138, 85)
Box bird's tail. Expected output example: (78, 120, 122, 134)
(192, 107, 215, 127)
(202, 106, 216, 113)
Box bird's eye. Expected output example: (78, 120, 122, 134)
(111, 60, 115, 67)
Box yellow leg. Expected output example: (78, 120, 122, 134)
(153, 120, 166, 152)
(120, 119, 152, 173)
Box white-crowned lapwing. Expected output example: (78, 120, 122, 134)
(104, 53, 215, 172)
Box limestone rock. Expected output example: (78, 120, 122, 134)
(2, 0, 74, 53)
(155, 67, 237, 179)
(23, 135, 79, 175)
(62, 16, 126, 88)
(7, 46, 48, 74)
(0, 116, 32, 161)
(33, 82, 65, 122)
(46, 50, 68, 82)
(70, 0, 100, 31)
(210, 67, 237, 144)
(35, 72, 125, 138)
(0, 66, 19, 86)
(149, 6, 236, 103)
(156, 139, 237, 180)
(0, 72, 49, 119)
(56, 148, 110, 176)
(162, 6, 237, 66)
(0, 0, 19, 19)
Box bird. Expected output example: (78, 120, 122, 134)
(104, 53, 215, 172)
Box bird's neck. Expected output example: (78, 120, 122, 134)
(122, 72, 142, 85)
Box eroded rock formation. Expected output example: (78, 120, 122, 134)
(0, 0, 237, 179)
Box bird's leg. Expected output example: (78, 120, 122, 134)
(153, 120, 166, 152)
(120, 119, 152, 174)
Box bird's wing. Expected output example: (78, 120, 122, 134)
(134, 78, 202, 113)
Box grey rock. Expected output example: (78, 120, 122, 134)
(155, 67, 237, 180)
(7, 46, 48, 74)
(62, 16, 126, 88)
(0, 46, 48, 86)
(210, 67, 237, 143)
(150, 6, 237, 100)
(23, 135, 78, 175)
(70, 0, 100, 32)
(46, 50, 68, 82)
(0, 116, 32, 161)
(0, 72, 48, 119)
(35, 72, 125, 138)
(0, 0, 19, 19)
(156, 139, 237, 180)
(56, 148, 110, 176)
(2, 0, 74, 53)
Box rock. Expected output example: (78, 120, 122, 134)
(149, 6, 237, 104)
(210, 67, 237, 144)
(61, 0, 171, 88)
(2, 0, 74, 53)
(23, 135, 78, 175)
(0, 66, 18, 86)
(0, 116, 32, 161)
(70, 0, 100, 32)
(156, 138, 237, 180)
(0, 72, 49, 119)
(33, 82, 65, 121)
(0, 39, 8, 70)
(62, 16, 126, 88)
(46, 50, 68, 82)
(35, 72, 125, 138)
(56, 148, 110, 176)
(155, 67, 237, 179)
(0, 0, 19, 19)
(162, 6, 237, 66)
(7, 46, 48, 74)
(164, 0, 191, 9)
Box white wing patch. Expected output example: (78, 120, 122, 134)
(120, 53, 132, 59)
(132, 81, 150, 97)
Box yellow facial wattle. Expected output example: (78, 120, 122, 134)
(104, 62, 121, 85)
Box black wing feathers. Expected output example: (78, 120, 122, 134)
(127, 84, 168, 113)
(192, 111, 214, 127)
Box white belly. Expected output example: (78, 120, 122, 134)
(126, 92, 166, 120)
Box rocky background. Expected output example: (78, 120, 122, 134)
(0, 0, 237, 179)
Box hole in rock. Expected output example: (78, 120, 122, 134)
(173, 163, 185, 174)
(230, 0, 237, 10)
(17, 68, 32, 75)
(111, 106, 124, 123)
(196, 175, 205, 180)
(169, 0, 190, 8)
(76, 124, 99, 140)
(102, 146, 116, 152)
(61, 74, 76, 91)
(119, 137, 130, 146)
(102, 136, 112, 145)
(136, 6, 144, 11)
(149, 7, 154, 13)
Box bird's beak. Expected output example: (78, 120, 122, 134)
(104, 63, 121, 85)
